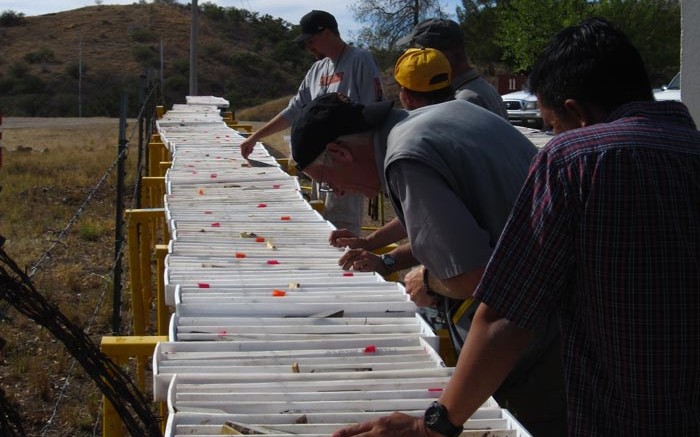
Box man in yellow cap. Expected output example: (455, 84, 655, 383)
(393, 47, 454, 110)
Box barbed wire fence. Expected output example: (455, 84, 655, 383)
(0, 77, 163, 436)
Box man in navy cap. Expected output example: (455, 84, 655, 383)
(240, 10, 384, 236)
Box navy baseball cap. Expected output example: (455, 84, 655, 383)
(396, 18, 465, 51)
(293, 10, 338, 43)
(291, 93, 393, 171)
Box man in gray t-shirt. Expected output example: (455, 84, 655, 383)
(239, 10, 384, 236)
(291, 93, 566, 437)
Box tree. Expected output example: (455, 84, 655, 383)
(456, 0, 504, 66)
(590, 0, 680, 86)
(498, 0, 588, 73)
(350, 0, 448, 49)
(492, 0, 679, 79)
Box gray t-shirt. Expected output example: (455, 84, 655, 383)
(453, 68, 508, 120)
(282, 44, 384, 122)
(377, 100, 536, 280)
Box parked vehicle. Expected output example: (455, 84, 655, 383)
(654, 72, 681, 101)
(501, 90, 543, 128)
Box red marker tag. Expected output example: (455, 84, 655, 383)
(211, 222, 221, 227)
(364, 345, 376, 353)
(255, 237, 266, 243)
(272, 184, 281, 189)
(428, 388, 443, 392)
(210, 173, 217, 178)
(280, 216, 291, 221)
(198, 283, 210, 288)
(203, 211, 212, 215)
(235, 252, 246, 258)
(198, 189, 205, 195)
(343, 272, 354, 277)
(267, 260, 280, 265)
(258, 203, 267, 208)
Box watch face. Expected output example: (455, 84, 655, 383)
(424, 401, 462, 437)
(425, 404, 441, 425)
(382, 254, 396, 267)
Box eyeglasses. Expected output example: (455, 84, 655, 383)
(296, 151, 334, 193)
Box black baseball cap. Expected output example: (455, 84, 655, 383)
(291, 93, 393, 171)
(396, 18, 465, 51)
(293, 10, 338, 43)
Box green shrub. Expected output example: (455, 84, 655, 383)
(0, 10, 26, 27)
(24, 48, 57, 64)
(132, 45, 158, 68)
(129, 27, 157, 43)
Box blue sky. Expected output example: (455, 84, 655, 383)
(0, 0, 464, 42)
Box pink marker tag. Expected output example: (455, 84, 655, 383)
(211, 222, 221, 227)
(210, 173, 217, 179)
(272, 184, 281, 189)
(258, 203, 267, 208)
(428, 388, 443, 392)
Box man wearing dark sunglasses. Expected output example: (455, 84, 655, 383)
(240, 10, 384, 236)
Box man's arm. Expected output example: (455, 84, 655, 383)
(438, 303, 533, 426)
(330, 217, 407, 250)
(425, 265, 484, 301)
(240, 113, 292, 158)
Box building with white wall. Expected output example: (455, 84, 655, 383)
(681, 0, 699, 122)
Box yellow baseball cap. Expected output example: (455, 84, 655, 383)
(394, 48, 452, 92)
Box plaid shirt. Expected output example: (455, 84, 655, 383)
(475, 101, 700, 436)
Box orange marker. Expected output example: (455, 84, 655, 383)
(272, 289, 286, 297)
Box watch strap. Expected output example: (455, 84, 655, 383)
(423, 268, 438, 297)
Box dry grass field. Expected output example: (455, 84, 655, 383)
(0, 117, 131, 435)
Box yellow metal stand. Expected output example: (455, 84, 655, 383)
(101, 336, 169, 437)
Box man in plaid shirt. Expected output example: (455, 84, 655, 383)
(334, 17, 699, 437)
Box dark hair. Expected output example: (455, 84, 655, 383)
(528, 17, 653, 115)
(403, 86, 455, 106)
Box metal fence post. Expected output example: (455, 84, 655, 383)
(112, 93, 128, 334)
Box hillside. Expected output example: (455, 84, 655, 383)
(0, 3, 310, 116)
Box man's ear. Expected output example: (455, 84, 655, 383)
(563, 99, 605, 128)
(326, 142, 354, 163)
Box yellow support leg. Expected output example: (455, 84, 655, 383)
(101, 336, 169, 436)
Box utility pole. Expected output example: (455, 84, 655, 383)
(189, 0, 198, 96)
(78, 36, 83, 117)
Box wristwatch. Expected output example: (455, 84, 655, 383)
(380, 253, 396, 271)
(424, 401, 463, 437)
